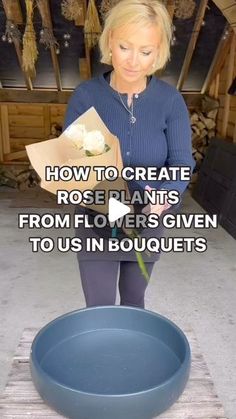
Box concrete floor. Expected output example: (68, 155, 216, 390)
(0, 187, 236, 418)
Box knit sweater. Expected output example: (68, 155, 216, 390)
(63, 70, 195, 197)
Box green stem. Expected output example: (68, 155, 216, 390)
(126, 229, 151, 282)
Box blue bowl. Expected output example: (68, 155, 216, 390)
(30, 306, 191, 419)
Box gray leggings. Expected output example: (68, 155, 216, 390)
(78, 261, 155, 309)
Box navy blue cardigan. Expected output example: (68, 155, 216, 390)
(63, 70, 195, 196)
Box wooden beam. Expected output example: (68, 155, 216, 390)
(0, 107, 4, 161)
(43, 105, 51, 138)
(201, 25, 232, 94)
(83, 43, 92, 79)
(233, 120, 236, 143)
(36, 0, 62, 91)
(166, 0, 175, 21)
(221, 33, 236, 137)
(0, 89, 71, 104)
(0, 89, 203, 107)
(79, 57, 91, 80)
(75, 0, 87, 26)
(209, 73, 220, 99)
(74, 0, 91, 80)
(1, 161, 29, 166)
(212, 1, 236, 34)
(2, 0, 33, 90)
(0, 105, 11, 154)
(214, 73, 220, 99)
(4, 150, 27, 161)
(209, 79, 215, 97)
(177, 0, 209, 91)
(1, 0, 23, 24)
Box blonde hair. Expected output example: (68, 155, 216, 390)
(99, 0, 173, 74)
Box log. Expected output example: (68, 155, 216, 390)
(194, 151, 205, 161)
(204, 118, 216, 130)
(191, 125, 201, 135)
(0, 164, 40, 189)
(207, 109, 218, 119)
(199, 128, 208, 139)
(190, 113, 199, 123)
(196, 121, 206, 131)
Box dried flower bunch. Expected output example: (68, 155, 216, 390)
(22, 0, 38, 77)
(99, 0, 120, 22)
(5, 20, 22, 42)
(61, 0, 83, 21)
(174, 0, 196, 19)
(84, 0, 102, 48)
(39, 27, 59, 49)
(100, 0, 196, 21)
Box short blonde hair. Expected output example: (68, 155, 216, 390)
(99, 0, 173, 74)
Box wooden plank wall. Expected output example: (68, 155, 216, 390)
(213, 34, 236, 142)
(0, 103, 66, 163)
(0, 95, 202, 164)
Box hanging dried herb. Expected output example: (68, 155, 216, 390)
(84, 0, 102, 49)
(22, 0, 38, 78)
(100, 0, 196, 22)
(61, 0, 83, 21)
(39, 27, 59, 49)
(5, 20, 22, 43)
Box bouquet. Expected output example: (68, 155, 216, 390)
(65, 123, 110, 156)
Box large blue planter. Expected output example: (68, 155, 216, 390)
(30, 306, 191, 419)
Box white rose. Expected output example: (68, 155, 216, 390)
(65, 124, 87, 149)
(83, 130, 105, 155)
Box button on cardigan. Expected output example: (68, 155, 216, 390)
(63, 70, 195, 196)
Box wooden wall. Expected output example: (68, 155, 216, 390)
(209, 33, 236, 142)
(0, 103, 66, 164)
(0, 94, 203, 164)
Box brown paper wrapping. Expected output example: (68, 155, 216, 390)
(26, 107, 133, 216)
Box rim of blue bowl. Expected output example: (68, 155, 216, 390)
(30, 305, 191, 398)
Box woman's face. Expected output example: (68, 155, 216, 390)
(109, 23, 161, 83)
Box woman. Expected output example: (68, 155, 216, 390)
(63, 0, 195, 309)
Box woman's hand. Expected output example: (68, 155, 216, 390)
(141, 185, 171, 216)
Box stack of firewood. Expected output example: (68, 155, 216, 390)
(0, 123, 63, 191)
(189, 95, 219, 190)
(0, 165, 40, 190)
